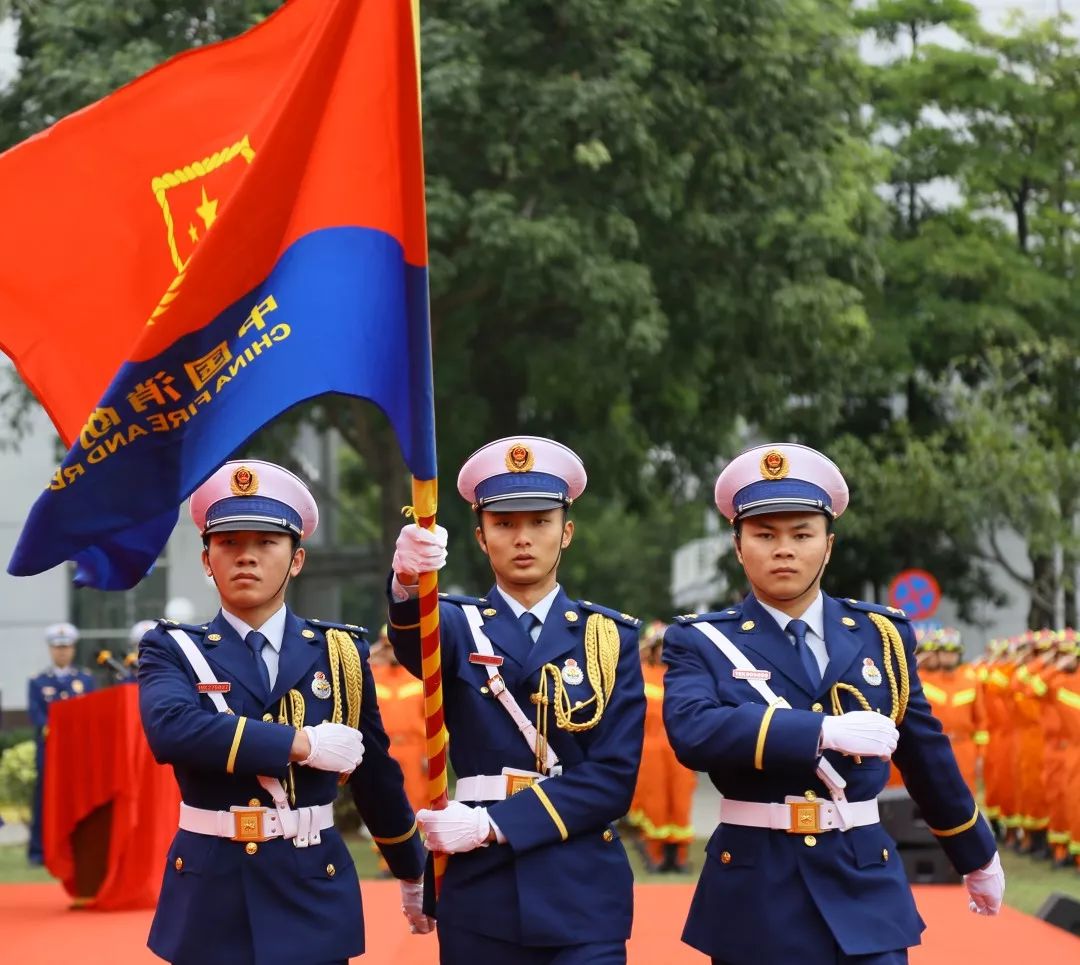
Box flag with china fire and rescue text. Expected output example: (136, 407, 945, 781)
(1, 0, 435, 589)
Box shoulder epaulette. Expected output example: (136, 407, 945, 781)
(307, 618, 368, 638)
(156, 618, 209, 634)
(840, 598, 911, 621)
(437, 591, 490, 607)
(578, 600, 641, 628)
(673, 606, 742, 625)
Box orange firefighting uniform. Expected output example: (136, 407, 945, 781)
(918, 663, 984, 793)
(1012, 658, 1050, 837)
(371, 661, 427, 812)
(1041, 664, 1070, 856)
(1054, 664, 1080, 863)
(982, 659, 1016, 827)
(629, 661, 697, 866)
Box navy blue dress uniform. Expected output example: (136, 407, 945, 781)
(387, 437, 645, 964)
(662, 444, 1000, 965)
(138, 460, 424, 965)
(27, 622, 95, 865)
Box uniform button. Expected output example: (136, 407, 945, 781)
(811, 702, 824, 713)
(720, 851, 732, 864)
(882, 848, 889, 862)
(602, 829, 614, 842)
(480, 686, 489, 695)
(174, 857, 184, 872)
(804, 835, 817, 847)
(326, 864, 336, 878)
(248, 798, 261, 807)
(262, 714, 274, 723)
(804, 790, 817, 802)
(245, 842, 258, 855)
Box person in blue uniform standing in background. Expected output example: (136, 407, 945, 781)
(27, 621, 95, 865)
(137, 459, 432, 965)
(662, 443, 1005, 965)
(388, 435, 645, 965)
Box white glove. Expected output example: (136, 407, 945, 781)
(964, 852, 1004, 916)
(820, 711, 899, 759)
(300, 722, 365, 774)
(392, 524, 448, 583)
(400, 878, 435, 934)
(416, 801, 492, 853)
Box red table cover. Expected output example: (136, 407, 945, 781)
(43, 684, 180, 910)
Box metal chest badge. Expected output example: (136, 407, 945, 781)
(311, 670, 332, 700)
(561, 658, 584, 686)
(862, 657, 883, 687)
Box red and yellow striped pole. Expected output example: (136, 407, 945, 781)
(411, 476, 449, 890)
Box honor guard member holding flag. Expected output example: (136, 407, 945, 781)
(388, 436, 645, 965)
(662, 444, 1004, 965)
(137, 460, 430, 965)
(27, 622, 95, 864)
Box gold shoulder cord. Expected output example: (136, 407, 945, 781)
(530, 613, 620, 774)
(325, 629, 363, 729)
(829, 613, 910, 726)
(275, 630, 364, 800)
(276, 689, 307, 805)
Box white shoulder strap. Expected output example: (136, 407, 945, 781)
(168, 627, 290, 808)
(692, 622, 789, 708)
(168, 628, 230, 713)
(691, 620, 851, 825)
(462, 605, 560, 773)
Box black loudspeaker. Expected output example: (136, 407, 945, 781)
(877, 788, 936, 846)
(1036, 892, 1080, 938)
(897, 844, 962, 884)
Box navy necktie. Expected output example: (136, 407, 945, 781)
(518, 611, 541, 642)
(787, 618, 821, 689)
(245, 630, 273, 696)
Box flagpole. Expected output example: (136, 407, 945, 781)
(411, 475, 450, 891)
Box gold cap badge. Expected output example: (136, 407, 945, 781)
(230, 465, 259, 496)
(759, 449, 789, 481)
(505, 443, 535, 473)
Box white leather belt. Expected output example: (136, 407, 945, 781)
(179, 801, 335, 847)
(720, 796, 879, 834)
(455, 768, 546, 802)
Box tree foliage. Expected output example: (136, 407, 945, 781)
(0, 1, 884, 619)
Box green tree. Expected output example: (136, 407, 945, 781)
(845, 5, 1080, 627)
(0, 1, 886, 618)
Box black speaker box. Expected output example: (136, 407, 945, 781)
(897, 843, 962, 884)
(1036, 892, 1080, 938)
(877, 787, 936, 846)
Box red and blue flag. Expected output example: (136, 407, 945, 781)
(0, 0, 434, 589)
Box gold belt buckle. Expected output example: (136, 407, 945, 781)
(505, 773, 539, 798)
(788, 800, 822, 834)
(231, 807, 269, 842)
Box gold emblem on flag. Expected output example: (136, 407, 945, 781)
(505, 444, 534, 473)
(146, 136, 256, 326)
(759, 449, 790, 481)
(230, 466, 259, 496)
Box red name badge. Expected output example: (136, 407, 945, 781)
(468, 653, 504, 667)
(196, 682, 232, 693)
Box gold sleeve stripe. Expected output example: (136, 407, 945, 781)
(390, 618, 421, 630)
(372, 821, 418, 845)
(754, 703, 781, 771)
(530, 783, 568, 841)
(226, 716, 247, 774)
(929, 804, 980, 838)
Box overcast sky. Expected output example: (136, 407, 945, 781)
(0, 3, 1077, 96)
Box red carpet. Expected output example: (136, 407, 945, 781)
(0, 881, 1076, 963)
